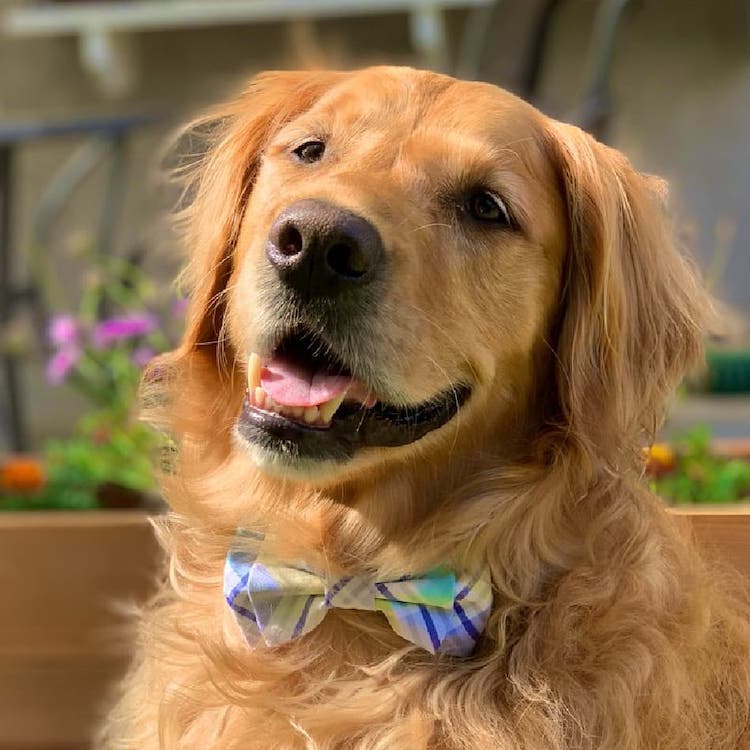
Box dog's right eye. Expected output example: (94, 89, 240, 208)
(464, 189, 512, 226)
(293, 140, 326, 164)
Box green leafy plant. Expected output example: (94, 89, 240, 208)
(650, 427, 750, 505)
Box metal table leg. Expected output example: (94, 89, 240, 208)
(577, 0, 634, 140)
(455, 0, 499, 80)
(520, 0, 567, 100)
(409, 4, 450, 72)
(0, 145, 27, 451)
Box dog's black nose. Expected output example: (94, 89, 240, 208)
(266, 199, 383, 297)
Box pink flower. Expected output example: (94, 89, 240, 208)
(47, 315, 79, 347)
(92, 313, 158, 348)
(45, 347, 80, 385)
(131, 345, 156, 368)
(171, 297, 188, 317)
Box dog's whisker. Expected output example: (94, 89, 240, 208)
(409, 222, 452, 233)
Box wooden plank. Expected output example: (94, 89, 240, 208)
(0, 511, 161, 747)
(0, 656, 127, 749)
(0, 509, 156, 530)
(674, 507, 750, 579)
(0, 511, 160, 658)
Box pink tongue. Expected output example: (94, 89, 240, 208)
(261, 357, 353, 407)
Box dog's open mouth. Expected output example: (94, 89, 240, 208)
(236, 331, 471, 464)
(246, 332, 376, 429)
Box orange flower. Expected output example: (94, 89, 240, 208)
(0, 457, 46, 492)
(643, 443, 676, 477)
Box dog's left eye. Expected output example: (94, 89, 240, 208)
(293, 140, 325, 164)
(464, 189, 511, 226)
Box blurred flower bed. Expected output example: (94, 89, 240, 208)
(646, 427, 750, 505)
(0, 247, 183, 511)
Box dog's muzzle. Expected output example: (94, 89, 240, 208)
(235, 200, 472, 467)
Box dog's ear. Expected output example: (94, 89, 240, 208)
(174, 70, 343, 360)
(545, 122, 711, 464)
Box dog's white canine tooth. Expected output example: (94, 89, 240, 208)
(319, 393, 347, 424)
(303, 406, 319, 424)
(254, 387, 266, 408)
(247, 353, 262, 390)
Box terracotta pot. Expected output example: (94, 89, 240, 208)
(95, 482, 163, 511)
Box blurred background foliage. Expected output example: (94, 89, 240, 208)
(1, 243, 183, 508)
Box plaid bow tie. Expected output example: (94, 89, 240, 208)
(224, 529, 492, 657)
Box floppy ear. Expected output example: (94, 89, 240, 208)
(174, 70, 343, 363)
(545, 122, 711, 464)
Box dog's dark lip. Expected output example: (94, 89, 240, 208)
(236, 382, 472, 463)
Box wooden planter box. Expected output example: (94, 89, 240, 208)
(672, 505, 750, 578)
(0, 511, 161, 750)
(0, 507, 748, 750)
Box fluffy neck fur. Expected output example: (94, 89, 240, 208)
(101, 393, 750, 749)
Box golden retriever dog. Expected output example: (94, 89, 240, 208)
(101, 67, 750, 749)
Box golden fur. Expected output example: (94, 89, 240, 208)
(100, 67, 750, 749)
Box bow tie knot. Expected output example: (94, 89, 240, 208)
(224, 529, 492, 657)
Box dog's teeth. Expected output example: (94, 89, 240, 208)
(250, 385, 337, 426)
(247, 353, 262, 390)
(319, 393, 347, 424)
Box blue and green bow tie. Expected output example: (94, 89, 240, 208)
(224, 529, 492, 657)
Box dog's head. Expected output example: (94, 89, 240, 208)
(167, 67, 707, 483)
